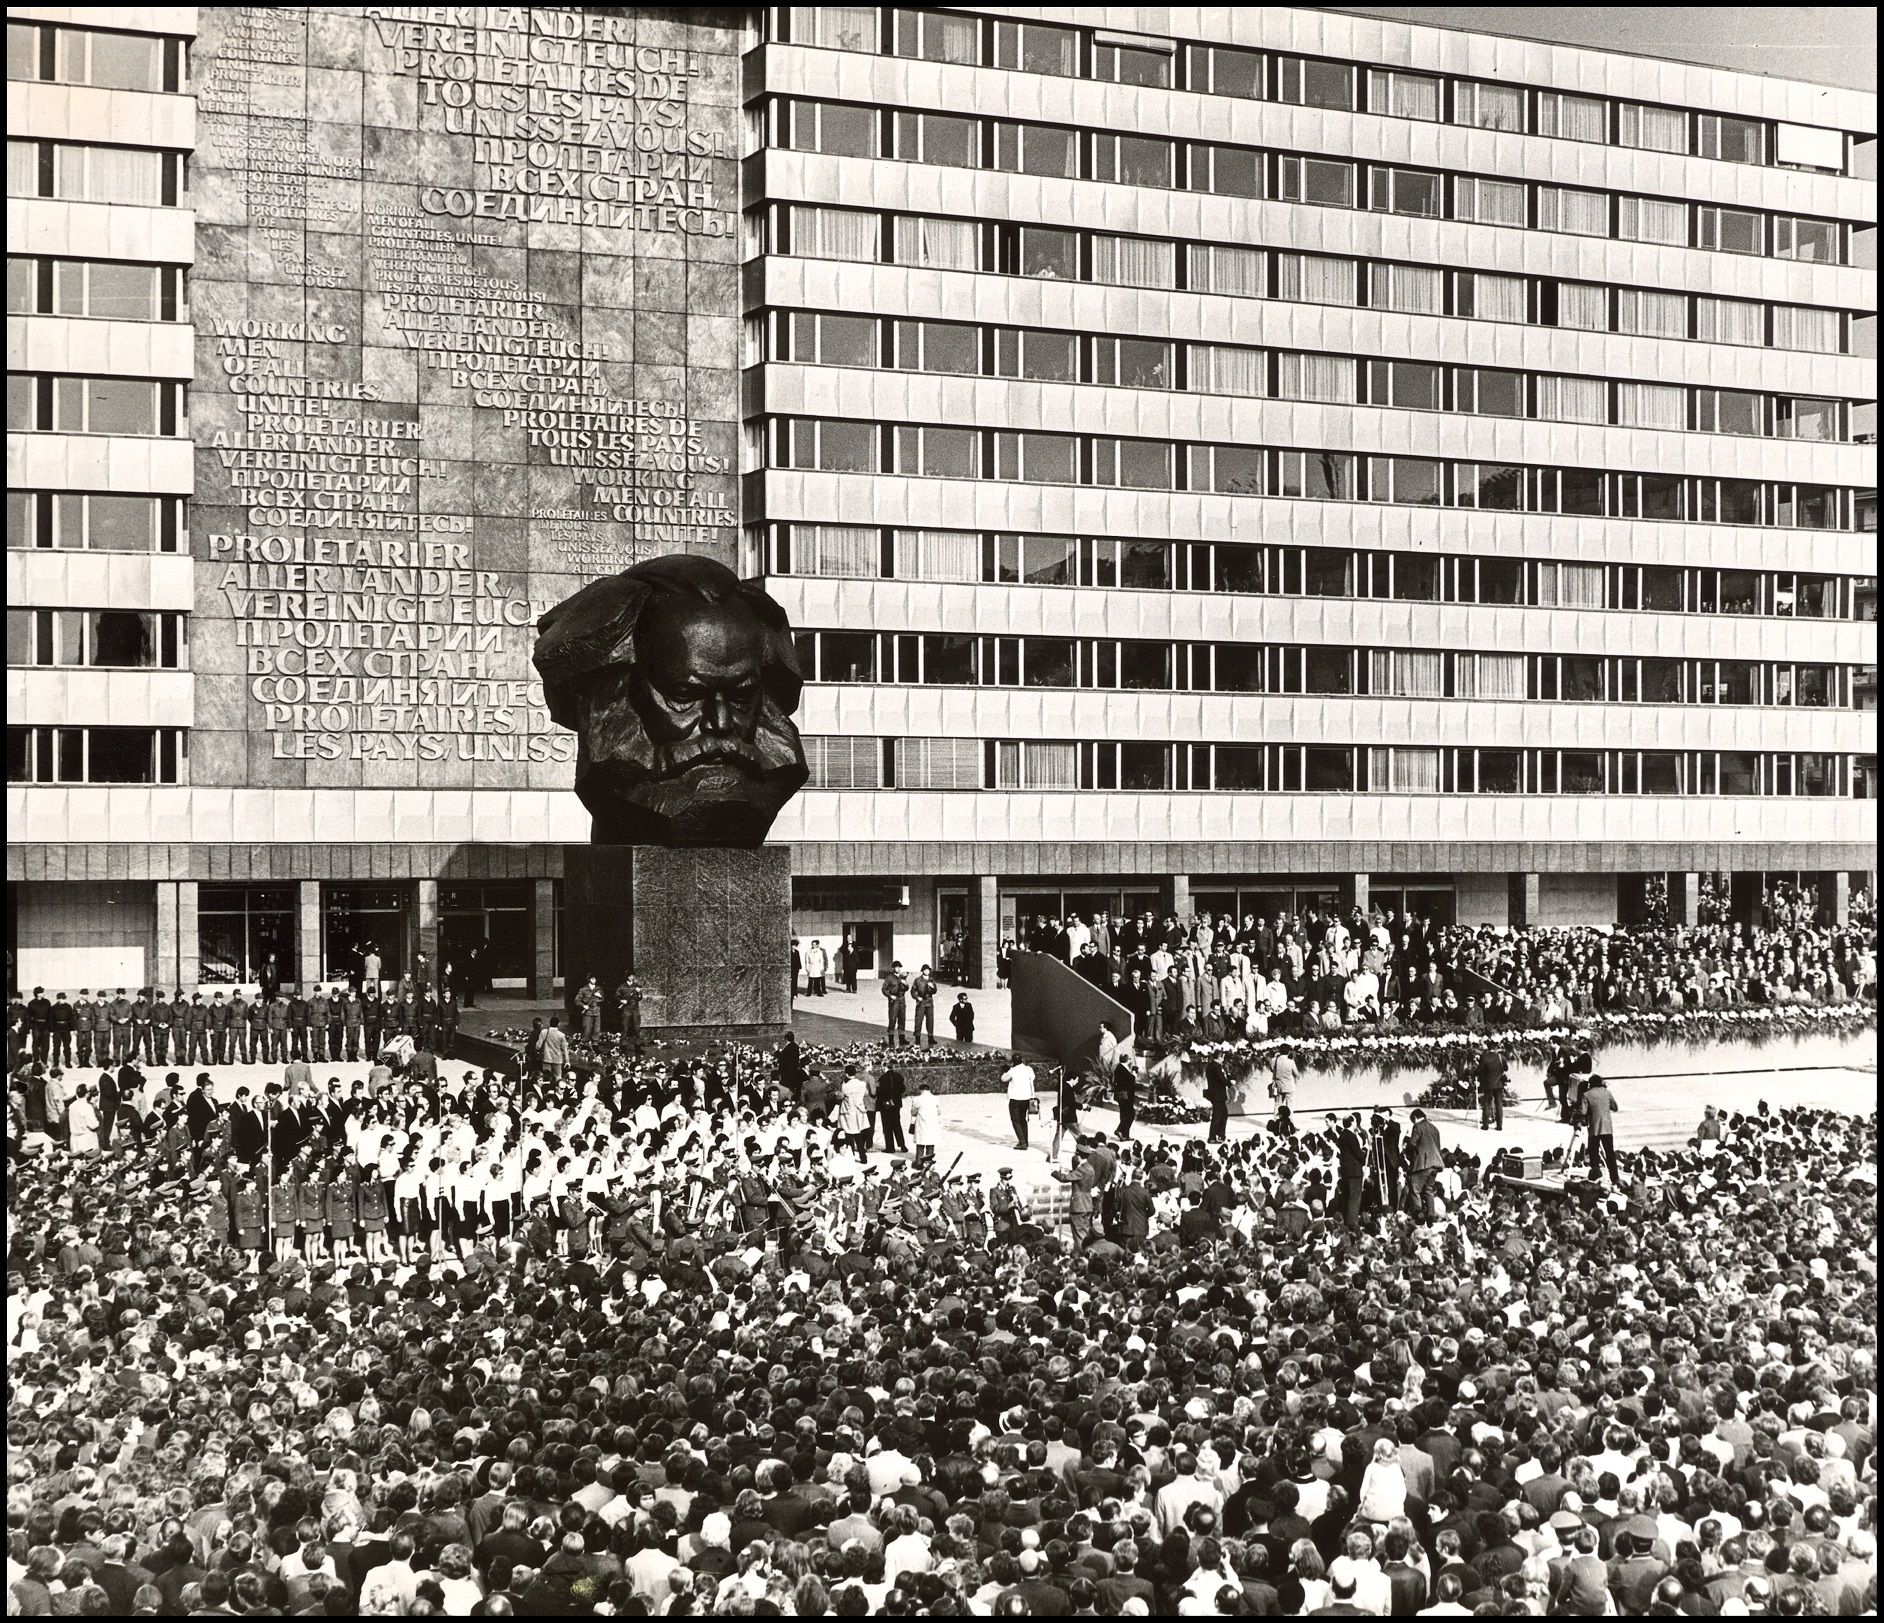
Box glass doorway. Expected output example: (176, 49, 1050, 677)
(845, 921, 881, 978)
(323, 884, 407, 987)
(439, 881, 532, 990)
(935, 887, 969, 983)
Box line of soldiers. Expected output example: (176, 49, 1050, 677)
(9, 981, 463, 1070)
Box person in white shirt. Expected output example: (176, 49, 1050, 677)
(1002, 1056, 1036, 1151)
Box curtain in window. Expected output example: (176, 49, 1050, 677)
(1463, 271, 1527, 322)
(1092, 233, 1174, 289)
(1533, 375, 1608, 423)
(1538, 563, 1606, 607)
(994, 741, 1021, 786)
(1455, 652, 1525, 698)
(1276, 353, 1355, 403)
(893, 528, 979, 581)
(794, 204, 879, 261)
(1456, 178, 1526, 227)
(1620, 103, 1687, 153)
(1615, 381, 1686, 429)
(1537, 93, 1607, 142)
(1369, 69, 1440, 121)
(1772, 305, 1840, 354)
(895, 737, 982, 788)
(1617, 289, 1688, 339)
(1371, 746, 1440, 790)
(1370, 650, 1442, 697)
(893, 214, 978, 270)
(1023, 741, 1077, 788)
(1695, 296, 1764, 346)
(1277, 252, 1357, 306)
(796, 524, 878, 578)
(1537, 186, 1608, 236)
(74, 146, 164, 205)
(799, 5, 879, 49)
(1191, 245, 1266, 296)
(1372, 264, 1443, 315)
(1556, 282, 1610, 332)
(1619, 196, 1688, 245)
(803, 736, 882, 789)
(7, 140, 37, 197)
(1188, 343, 1265, 396)
(1455, 82, 1524, 131)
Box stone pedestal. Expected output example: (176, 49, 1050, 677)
(561, 845, 792, 1038)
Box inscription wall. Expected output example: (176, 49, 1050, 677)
(190, 5, 745, 788)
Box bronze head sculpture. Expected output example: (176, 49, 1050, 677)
(534, 555, 809, 846)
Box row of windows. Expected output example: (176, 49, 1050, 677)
(7, 21, 186, 93)
(788, 631, 1862, 708)
(7, 609, 188, 670)
(769, 8, 1851, 176)
(767, 205, 1853, 356)
(7, 139, 188, 207)
(757, 527, 1867, 622)
(764, 417, 1857, 530)
(768, 310, 1854, 441)
(8, 375, 189, 437)
(7, 726, 186, 785)
(771, 96, 1852, 265)
(803, 733, 1860, 798)
(7, 256, 189, 322)
(6, 492, 187, 553)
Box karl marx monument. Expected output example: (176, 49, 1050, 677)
(534, 557, 808, 1035)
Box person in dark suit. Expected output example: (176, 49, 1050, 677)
(776, 1032, 806, 1100)
(186, 1074, 218, 1168)
(1113, 1054, 1138, 1138)
(1203, 1050, 1231, 1142)
(1335, 1114, 1368, 1232)
(1403, 1108, 1443, 1220)
(230, 1086, 267, 1165)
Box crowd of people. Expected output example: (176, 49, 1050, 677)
(4, 899, 1877, 1618)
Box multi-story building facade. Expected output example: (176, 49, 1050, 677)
(6, 5, 1878, 999)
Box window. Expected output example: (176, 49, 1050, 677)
(804, 736, 883, 788)
(1455, 271, 1528, 322)
(1116, 642, 1172, 691)
(992, 431, 1078, 484)
(1304, 549, 1352, 597)
(1371, 747, 1441, 791)
(1094, 337, 1174, 389)
(1368, 68, 1441, 121)
(892, 214, 977, 270)
(786, 6, 880, 50)
(993, 533, 1077, 586)
(892, 319, 978, 375)
(1188, 343, 1265, 397)
(1368, 360, 1442, 411)
(893, 529, 978, 582)
(17, 258, 184, 321)
(894, 110, 979, 168)
(1615, 382, 1687, 430)
(12, 491, 181, 552)
(1697, 114, 1767, 165)
(1191, 245, 1266, 297)
(1368, 165, 1442, 218)
(1213, 745, 1265, 789)
(1773, 485, 1841, 530)
(1190, 45, 1263, 99)
(1535, 563, 1606, 609)
(30, 25, 176, 91)
(1275, 353, 1354, 404)
(196, 886, 296, 987)
(1695, 389, 1763, 435)
(1092, 438, 1173, 490)
(1694, 477, 1761, 525)
(1454, 464, 1524, 511)
(991, 19, 1077, 76)
(1771, 305, 1840, 354)
(1189, 143, 1263, 199)
(788, 99, 877, 158)
(1554, 282, 1610, 333)
(38, 376, 184, 436)
(1455, 80, 1525, 131)
(1453, 176, 1527, 227)
(788, 311, 878, 367)
(1696, 205, 1763, 255)
(892, 7, 978, 64)
(1370, 649, 1443, 694)
(1195, 446, 1266, 496)
(895, 424, 980, 479)
(1612, 471, 1686, 521)
(919, 633, 979, 683)
(790, 204, 880, 262)
(895, 737, 982, 789)
(1368, 457, 1443, 506)
(8, 725, 184, 784)
(1273, 451, 1355, 501)
(1454, 654, 1526, 699)
(1456, 367, 1524, 417)
(1276, 252, 1356, 307)
(1370, 264, 1442, 315)
(1618, 196, 1689, 246)
(787, 524, 877, 578)
(1020, 638, 1076, 687)
(14, 141, 181, 205)
(1303, 650, 1353, 695)
(1773, 216, 1840, 263)
(993, 122, 1078, 177)
(1694, 295, 1763, 346)
(993, 740, 1077, 788)
(1093, 134, 1175, 189)
(1091, 234, 1174, 289)
(1537, 91, 1609, 143)
(1276, 155, 1355, 207)
(1276, 56, 1353, 109)
(784, 418, 877, 473)
(1619, 102, 1687, 153)
(1015, 225, 1078, 280)
(1775, 397, 1840, 442)
(1093, 36, 1175, 88)
(1536, 186, 1608, 236)
(1616, 289, 1688, 339)
(993, 328, 1078, 382)
(1304, 746, 1354, 791)
(818, 631, 878, 683)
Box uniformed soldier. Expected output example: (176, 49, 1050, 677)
(228, 990, 253, 1066)
(162, 989, 188, 1067)
(990, 1167, 1024, 1245)
(339, 986, 364, 1061)
(185, 993, 212, 1067)
(72, 990, 97, 1069)
(208, 991, 232, 1066)
(287, 988, 312, 1061)
(436, 990, 459, 1059)
(106, 988, 133, 1064)
(129, 988, 155, 1063)
(960, 1174, 990, 1248)
(307, 986, 331, 1062)
(263, 991, 290, 1063)
(362, 984, 384, 1059)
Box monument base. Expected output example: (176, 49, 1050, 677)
(561, 845, 793, 1038)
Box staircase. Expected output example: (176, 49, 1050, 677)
(1009, 951, 1133, 1078)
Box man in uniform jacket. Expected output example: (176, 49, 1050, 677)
(575, 976, 603, 1039)
(83, 991, 112, 1069)
(225, 991, 250, 1066)
(1052, 1150, 1099, 1245)
(99, 989, 128, 1063)
(881, 961, 910, 1047)
(436, 990, 460, 1058)
(243, 990, 266, 1064)
(307, 987, 331, 1059)
(287, 989, 312, 1061)
(208, 991, 233, 1066)
(259, 952, 283, 1003)
(25, 987, 55, 1064)
(263, 991, 290, 1063)
(989, 1169, 1024, 1244)
(614, 975, 643, 1048)
(1335, 1114, 1368, 1233)
(129, 989, 155, 1063)
(70, 991, 96, 1069)
(338, 988, 363, 1060)
(184, 993, 212, 1067)
(163, 989, 190, 1066)
(230, 1086, 268, 1164)
(411, 989, 435, 1051)
(910, 967, 938, 1047)
(47, 992, 76, 1069)
(186, 1075, 219, 1168)
(362, 985, 384, 1057)
(386, 990, 415, 1041)
(874, 1066, 907, 1154)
